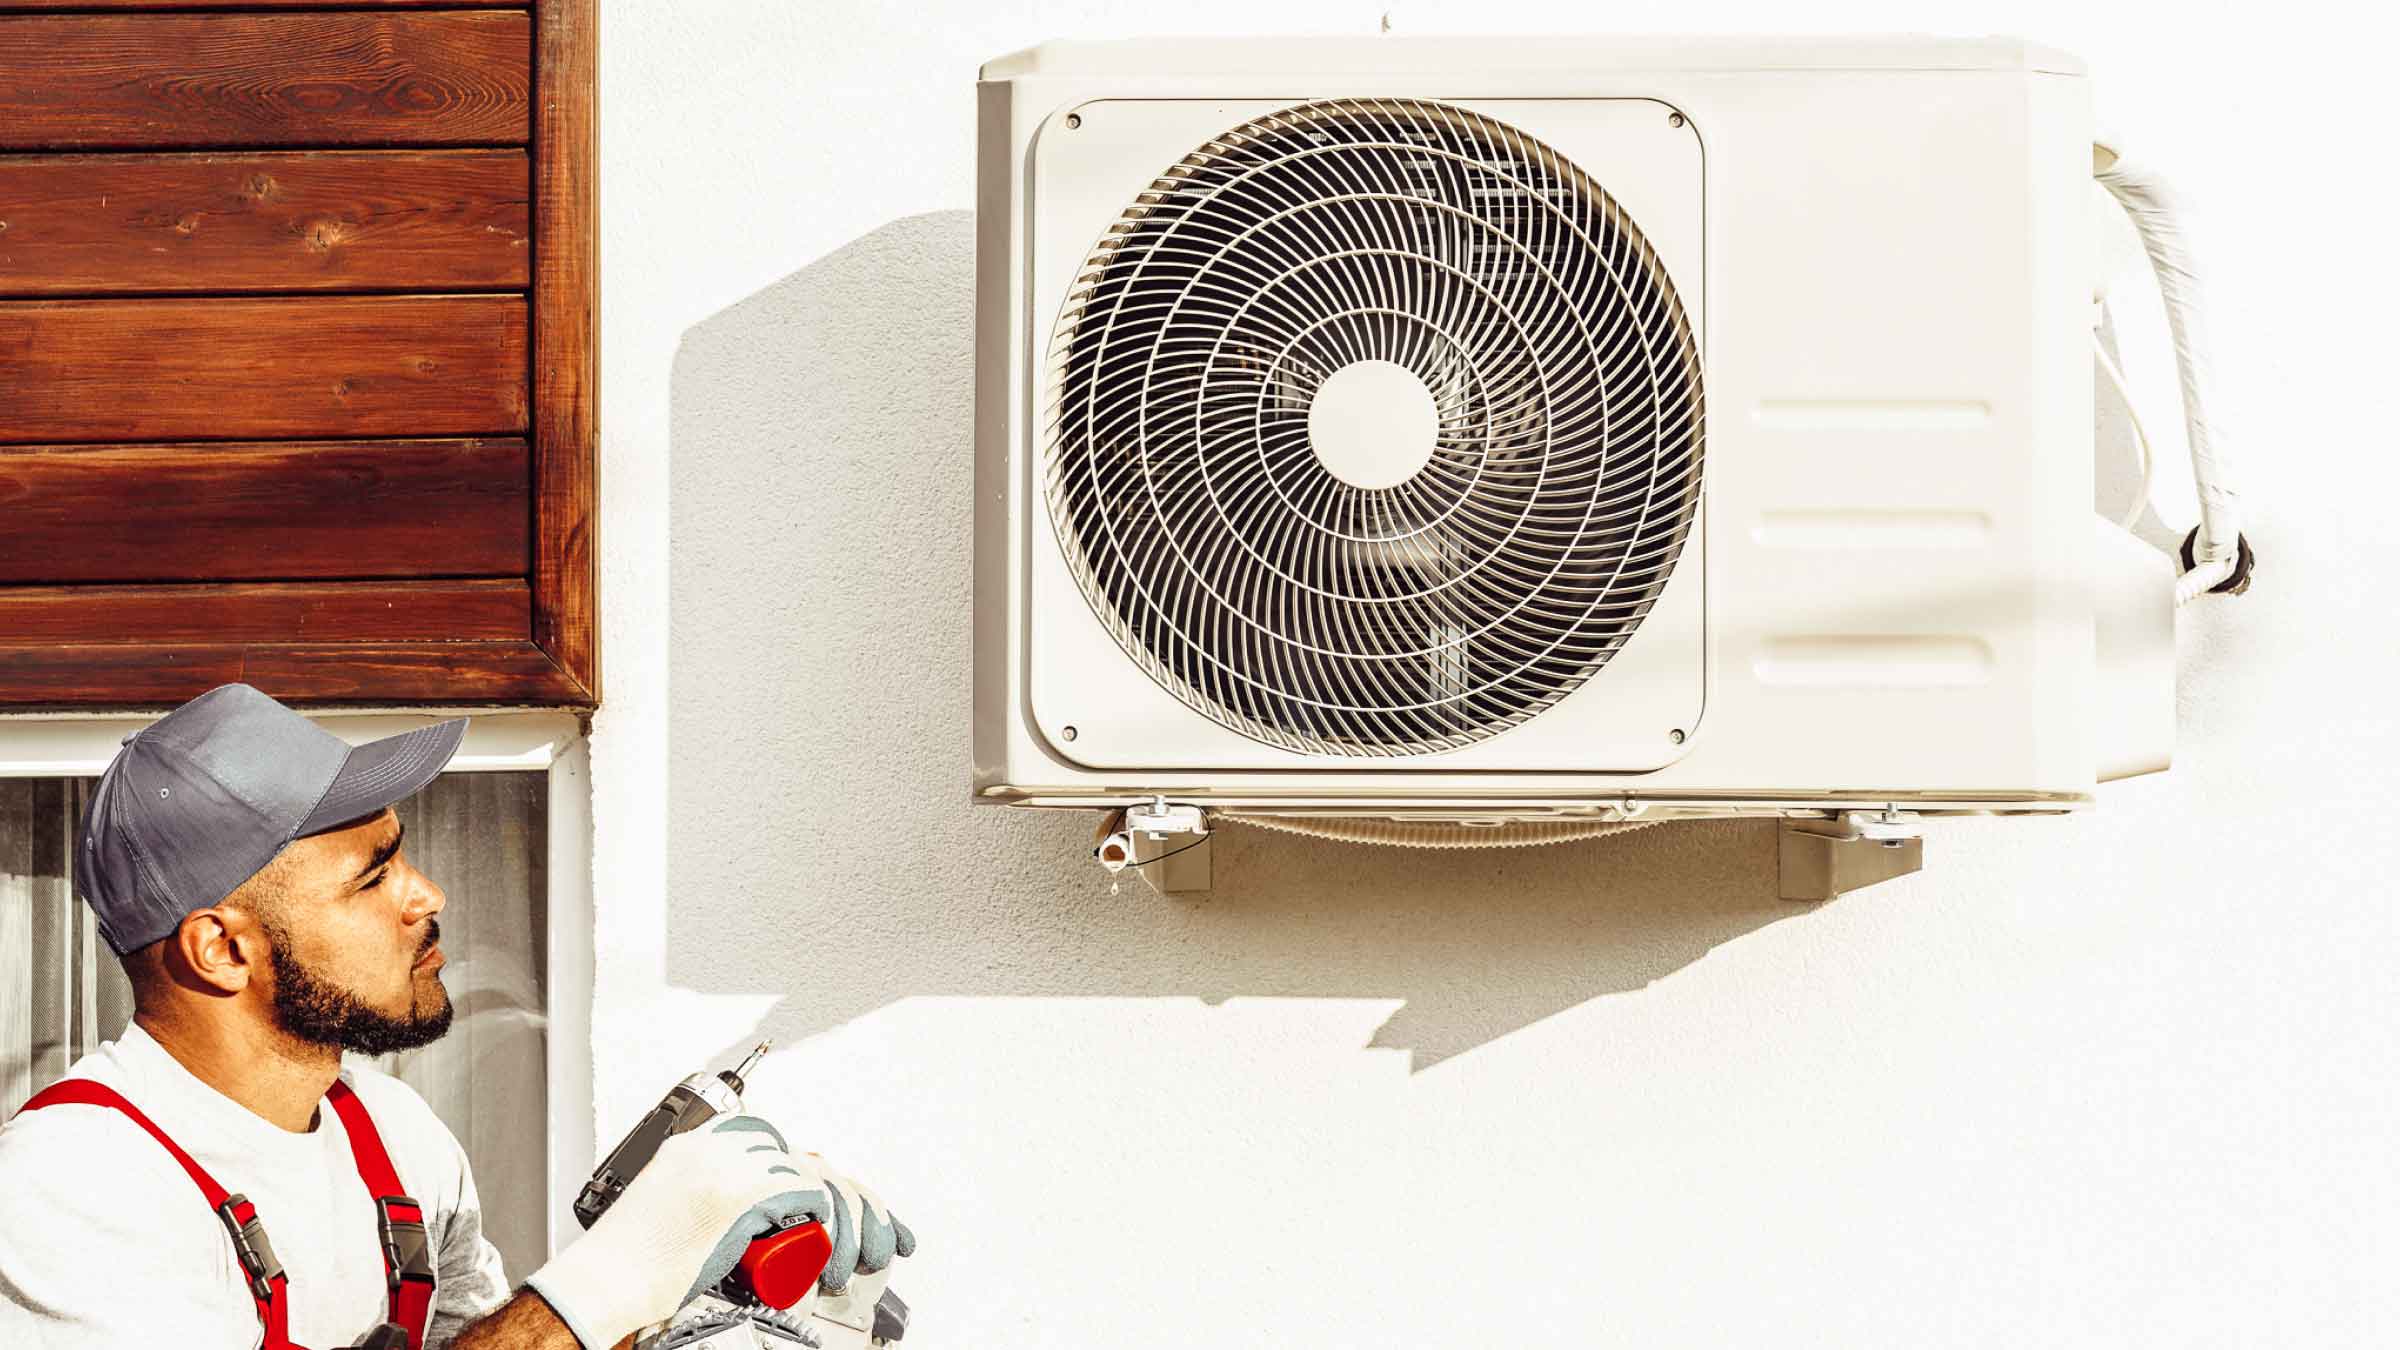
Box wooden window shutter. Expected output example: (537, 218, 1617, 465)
(0, 1, 597, 708)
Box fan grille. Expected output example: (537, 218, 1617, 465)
(1045, 98, 1703, 757)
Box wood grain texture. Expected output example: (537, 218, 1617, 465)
(0, 580, 531, 645)
(0, 438, 529, 582)
(530, 0, 597, 703)
(0, 640, 584, 707)
(0, 151, 530, 295)
(0, 12, 531, 150)
(0, 296, 528, 441)
(0, 3, 519, 9)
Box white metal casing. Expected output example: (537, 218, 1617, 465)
(975, 37, 2111, 816)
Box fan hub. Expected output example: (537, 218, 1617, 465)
(1306, 360, 1439, 491)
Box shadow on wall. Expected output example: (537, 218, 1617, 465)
(665, 211, 1806, 1072)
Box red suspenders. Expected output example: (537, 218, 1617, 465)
(324, 1082, 440, 1343)
(16, 1077, 438, 1350)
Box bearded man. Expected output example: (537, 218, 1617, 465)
(0, 684, 911, 1350)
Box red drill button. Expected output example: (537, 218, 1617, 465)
(735, 1221, 833, 1310)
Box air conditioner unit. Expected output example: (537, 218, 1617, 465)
(972, 36, 2222, 897)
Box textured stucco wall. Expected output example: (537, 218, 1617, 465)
(592, 3, 2400, 1344)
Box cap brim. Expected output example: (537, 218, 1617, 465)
(296, 717, 469, 837)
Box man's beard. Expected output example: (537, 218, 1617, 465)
(265, 918, 454, 1055)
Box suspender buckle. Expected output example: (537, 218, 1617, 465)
(376, 1195, 438, 1288)
(214, 1195, 284, 1301)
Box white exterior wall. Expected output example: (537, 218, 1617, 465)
(592, 3, 2400, 1344)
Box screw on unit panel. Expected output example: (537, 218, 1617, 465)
(1062, 725, 1079, 741)
(1668, 728, 1686, 744)
(1066, 113, 1083, 130)
(1668, 112, 1687, 128)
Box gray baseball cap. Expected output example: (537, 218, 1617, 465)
(77, 684, 468, 956)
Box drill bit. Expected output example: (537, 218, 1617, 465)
(734, 1041, 771, 1080)
(718, 1040, 772, 1095)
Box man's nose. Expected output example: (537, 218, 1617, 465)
(403, 868, 446, 923)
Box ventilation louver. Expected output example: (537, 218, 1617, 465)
(1045, 98, 1705, 758)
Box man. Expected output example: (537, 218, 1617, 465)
(0, 684, 912, 1349)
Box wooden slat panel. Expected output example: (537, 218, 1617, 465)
(0, 3, 520, 9)
(0, 580, 531, 644)
(0, 641, 585, 706)
(0, 438, 527, 582)
(0, 12, 531, 150)
(531, 0, 598, 702)
(0, 297, 528, 441)
(0, 151, 531, 295)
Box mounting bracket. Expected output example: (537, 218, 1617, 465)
(1778, 811, 1924, 902)
(1095, 798, 1212, 895)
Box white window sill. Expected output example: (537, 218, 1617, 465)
(0, 709, 581, 777)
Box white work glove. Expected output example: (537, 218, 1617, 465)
(686, 1118, 915, 1301)
(523, 1115, 912, 1350)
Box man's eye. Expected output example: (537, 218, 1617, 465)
(361, 870, 387, 891)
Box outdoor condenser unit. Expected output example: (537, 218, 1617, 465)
(971, 37, 2238, 899)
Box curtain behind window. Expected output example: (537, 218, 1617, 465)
(0, 773, 549, 1278)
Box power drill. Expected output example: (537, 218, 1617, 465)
(574, 1044, 909, 1348)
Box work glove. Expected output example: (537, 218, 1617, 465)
(688, 1117, 916, 1301)
(523, 1114, 911, 1350)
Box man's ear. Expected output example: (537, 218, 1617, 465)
(173, 908, 263, 996)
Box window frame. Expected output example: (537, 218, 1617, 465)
(528, 0, 602, 707)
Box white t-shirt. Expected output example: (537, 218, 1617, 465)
(0, 1023, 512, 1349)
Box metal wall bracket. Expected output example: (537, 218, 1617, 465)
(1127, 825, 1211, 895)
(1095, 798, 1212, 895)
(1778, 812, 1924, 902)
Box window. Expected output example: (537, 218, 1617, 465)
(0, 771, 554, 1277)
